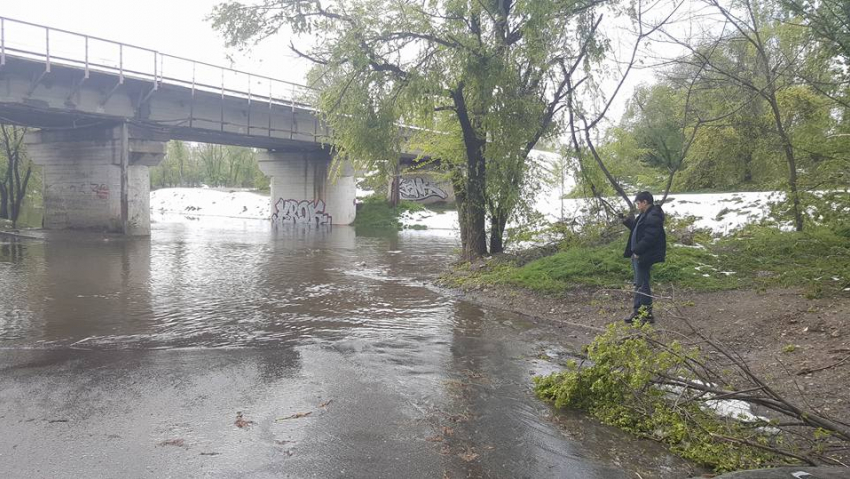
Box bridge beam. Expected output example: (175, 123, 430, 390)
(26, 123, 167, 235)
(258, 150, 356, 226)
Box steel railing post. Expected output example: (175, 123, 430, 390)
(84, 35, 89, 78)
(1, 18, 5, 66)
(45, 27, 51, 72)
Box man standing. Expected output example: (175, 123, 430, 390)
(621, 191, 666, 324)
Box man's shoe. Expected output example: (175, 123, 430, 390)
(625, 314, 654, 325)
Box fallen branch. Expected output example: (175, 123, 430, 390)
(797, 354, 850, 376)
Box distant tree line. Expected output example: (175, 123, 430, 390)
(0, 125, 37, 229)
(567, 0, 850, 232)
(150, 141, 270, 191)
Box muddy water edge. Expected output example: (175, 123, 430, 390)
(0, 216, 704, 478)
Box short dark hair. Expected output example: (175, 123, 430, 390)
(635, 191, 654, 204)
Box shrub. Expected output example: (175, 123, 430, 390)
(534, 323, 791, 472)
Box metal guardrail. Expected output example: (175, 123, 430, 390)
(0, 15, 316, 110)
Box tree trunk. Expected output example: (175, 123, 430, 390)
(489, 212, 508, 254)
(0, 182, 8, 219)
(390, 161, 401, 207)
(660, 167, 677, 205)
(766, 95, 804, 231)
(464, 148, 488, 259)
(451, 168, 468, 253)
(451, 85, 488, 260)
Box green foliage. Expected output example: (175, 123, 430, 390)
(782, 0, 850, 78)
(534, 323, 790, 472)
(210, 0, 616, 257)
(352, 195, 426, 231)
(0, 125, 39, 227)
(149, 141, 268, 191)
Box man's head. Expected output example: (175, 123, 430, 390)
(635, 191, 654, 213)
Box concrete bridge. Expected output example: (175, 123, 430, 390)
(0, 16, 373, 234)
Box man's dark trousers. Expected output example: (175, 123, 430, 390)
(632, 257, 652, 316)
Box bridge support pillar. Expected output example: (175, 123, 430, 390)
(26, 124, 167, 236)
(258, 150, 356, 226)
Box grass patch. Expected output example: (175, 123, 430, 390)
(452, 225, 850, 295)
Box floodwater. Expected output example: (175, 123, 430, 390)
(0, 216, 699, 478)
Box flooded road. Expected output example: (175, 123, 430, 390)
(0, 216, 697, 478)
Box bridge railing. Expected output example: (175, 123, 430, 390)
(0, 16, 316, 110)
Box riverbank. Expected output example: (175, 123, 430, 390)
(442, 246, 850, 469)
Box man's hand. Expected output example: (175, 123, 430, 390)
(632, 254, 640, 260)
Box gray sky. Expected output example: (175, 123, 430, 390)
(2, 0, 311, 84)
(3, 0, 697, 132)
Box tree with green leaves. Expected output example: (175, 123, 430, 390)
(150, 141, 268, 190)
(782, 0, 850, 74)
(663, 0, 810, 230)
(622, 82, 702, 202)
(209, 0, 629, 258)
(0, 125, 33, 229)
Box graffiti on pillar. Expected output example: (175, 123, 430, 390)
(399, 177, 448, 201)
(273, 198, 332, 225)
(66, 183, 110, 199)
(91, 184, 110, 199)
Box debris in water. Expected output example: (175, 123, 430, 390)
(200, 452, 221, 456)
(158, 438, 185, 447)
(458, 448, 479, 462)
(276, 411, 312, 421)
(318, 399, 333, 408)
(47, 419, 69, 423)
(234, 411, 254, 428)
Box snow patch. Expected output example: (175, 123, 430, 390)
(150, 188, 269, 219)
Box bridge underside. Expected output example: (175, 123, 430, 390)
(1, 55, 360, 234)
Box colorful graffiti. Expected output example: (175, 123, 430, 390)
(398, 177, 448, 201)
(273, 198, 332, 225)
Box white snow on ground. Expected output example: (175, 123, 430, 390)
(150, 184, 787, 235)
(399, 190, 784, 234)
(150, 188, 270, 219)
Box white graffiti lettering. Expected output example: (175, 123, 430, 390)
(398, 177, 448, 201)
(273, 199, 332, 225)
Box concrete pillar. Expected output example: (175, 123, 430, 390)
(26, 123, 166, 235)
(258, 150, 356, 226)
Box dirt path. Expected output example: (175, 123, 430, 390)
(455, 283, 850, 430)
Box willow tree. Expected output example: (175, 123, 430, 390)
(210, 0, 611, 258)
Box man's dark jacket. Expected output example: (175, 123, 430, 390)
(623, 204, 667, 265)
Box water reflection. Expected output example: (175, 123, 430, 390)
(0, 216, 458, 349)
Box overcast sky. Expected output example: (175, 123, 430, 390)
(3, 0, 693, 131)
(2, 0, 311, 84)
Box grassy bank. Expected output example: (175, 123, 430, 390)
(448, 223, 850, 297)
(352, 196, 428, 230)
